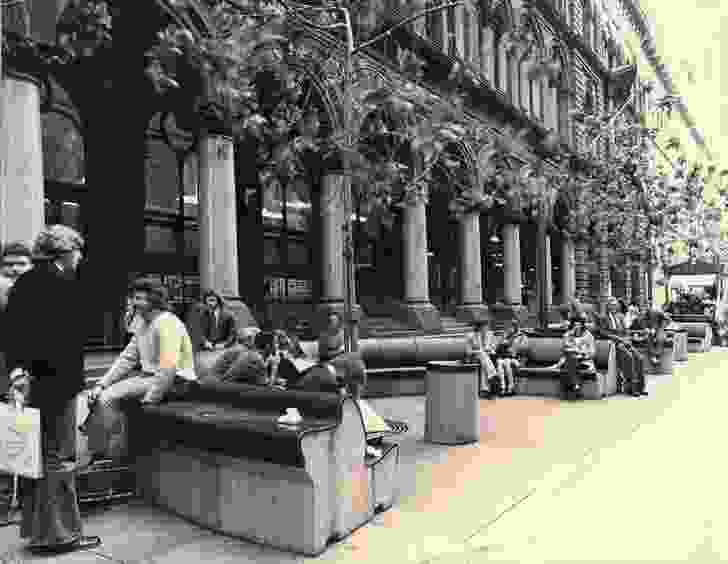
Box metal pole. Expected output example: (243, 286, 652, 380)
(341, 7, 356, 353)
(536, 199, 548, 329)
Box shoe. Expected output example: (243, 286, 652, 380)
(640, 390, 649, 396)
(28, 535, 102, 554)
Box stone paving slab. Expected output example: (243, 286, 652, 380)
(0, 353, 708, 563)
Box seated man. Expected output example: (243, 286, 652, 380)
(85, 278, 197, 461)
(596, 297, 647, 397)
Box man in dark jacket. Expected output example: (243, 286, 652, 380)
(187, 290, 238, 352)
(595, 297, 647, 397)
(5, 225, 101, 554)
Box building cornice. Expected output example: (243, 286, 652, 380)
(617, 0, 713, 161)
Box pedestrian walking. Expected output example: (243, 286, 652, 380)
(4, 225, 102, 554)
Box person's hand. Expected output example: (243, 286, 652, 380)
(7, 369, 30, 404)
(87, 384, 104, 407)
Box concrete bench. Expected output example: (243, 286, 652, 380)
(515, 337, 617, 400)
(129, 383, 399, 556)
(678, 322, 712, 353)
(358, 336, 467, 398)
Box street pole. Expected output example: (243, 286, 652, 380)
(341, 6, 356, 353)
(536, 198, 548, 330)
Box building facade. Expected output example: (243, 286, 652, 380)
(0, 0, 656, 350)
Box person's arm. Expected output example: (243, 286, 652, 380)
(223, 311, 238, 348)
(98, 335, 141, 390)
(584, 332, 596, 359)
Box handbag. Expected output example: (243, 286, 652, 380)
(0, 402, 43, 479)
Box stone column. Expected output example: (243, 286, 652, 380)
(455, 211, 487, 322)
(561, 235, 575, 304)
(402, 193, 440, 331)
(502, 223, 522, 305)
(403, 195, 429, 304)
(574, 235, 591, 301)
(544, 233, 553, 309)
(636, 249, 648, 308)
(319, 173, 346, 307)
(199, 135, 255, 326)
(0, 75, 45, 247)
(624, 254, 633, 304)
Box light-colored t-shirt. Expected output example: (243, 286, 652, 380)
(102, 311, 197, 387)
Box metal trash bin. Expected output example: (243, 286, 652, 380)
(424, 361, 480, 445)
(671, 331, 688, 362)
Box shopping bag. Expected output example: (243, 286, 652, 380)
(0, 402, 43, 479)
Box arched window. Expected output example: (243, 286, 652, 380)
(42, 112, 85, 185)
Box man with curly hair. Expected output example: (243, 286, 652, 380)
(5, 225, 102, 554)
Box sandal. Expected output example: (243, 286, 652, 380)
(29, 535, 102, 554)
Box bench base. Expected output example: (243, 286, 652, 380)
(135, 440, 399, 557)
(363, 367, 427, 398)
(514, 372, 606, 400)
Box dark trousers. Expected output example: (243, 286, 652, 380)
(20, 398, 83, 548)
(616, 341, 646, 393)
(560, 355, 582, 396)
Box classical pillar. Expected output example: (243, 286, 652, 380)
(403, 195, 429, 304)
(597, 231, 611, 315)
(636, 249, 648, 308)
(544, 233, 553, 309)
(574, 235, 591, 302)
(319, 173, 346, 307)
(624, 254, 634, 304)
(455, 211, 487, 322)
(561, 234, 575, 304)
(502, 223, 522, 305)
(0, 74, 44, 247)
(199, 135, 255, 326)
(402, 193, 440, 331)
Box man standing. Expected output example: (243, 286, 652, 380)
(5, 225, 101, 554)
(0, 242, 34, 396)
(85, 278, 197, 462)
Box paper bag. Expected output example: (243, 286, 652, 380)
(0, 403, 43, 479)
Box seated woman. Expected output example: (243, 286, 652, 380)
(202, 327, 268, 386)
(465, 318, 499, 398)
(554, 312, 596, 400)
(495, 319, 529, 396)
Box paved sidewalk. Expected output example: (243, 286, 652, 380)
(0, 352, 716, 563)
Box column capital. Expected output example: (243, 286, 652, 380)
(402, 186, 428, 207)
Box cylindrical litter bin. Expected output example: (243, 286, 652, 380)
(425, 361, 480, 445)
(670, 331, 688, 362)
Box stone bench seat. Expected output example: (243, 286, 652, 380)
(358, 336, 467, 397)
(515, 337, 617, 400)
(677, 322, 712, 352)
(129, 382, 400, 556)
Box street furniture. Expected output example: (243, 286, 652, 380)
(424, 361, 480, 445)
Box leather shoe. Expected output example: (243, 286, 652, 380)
(29, 535, 102, 554)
